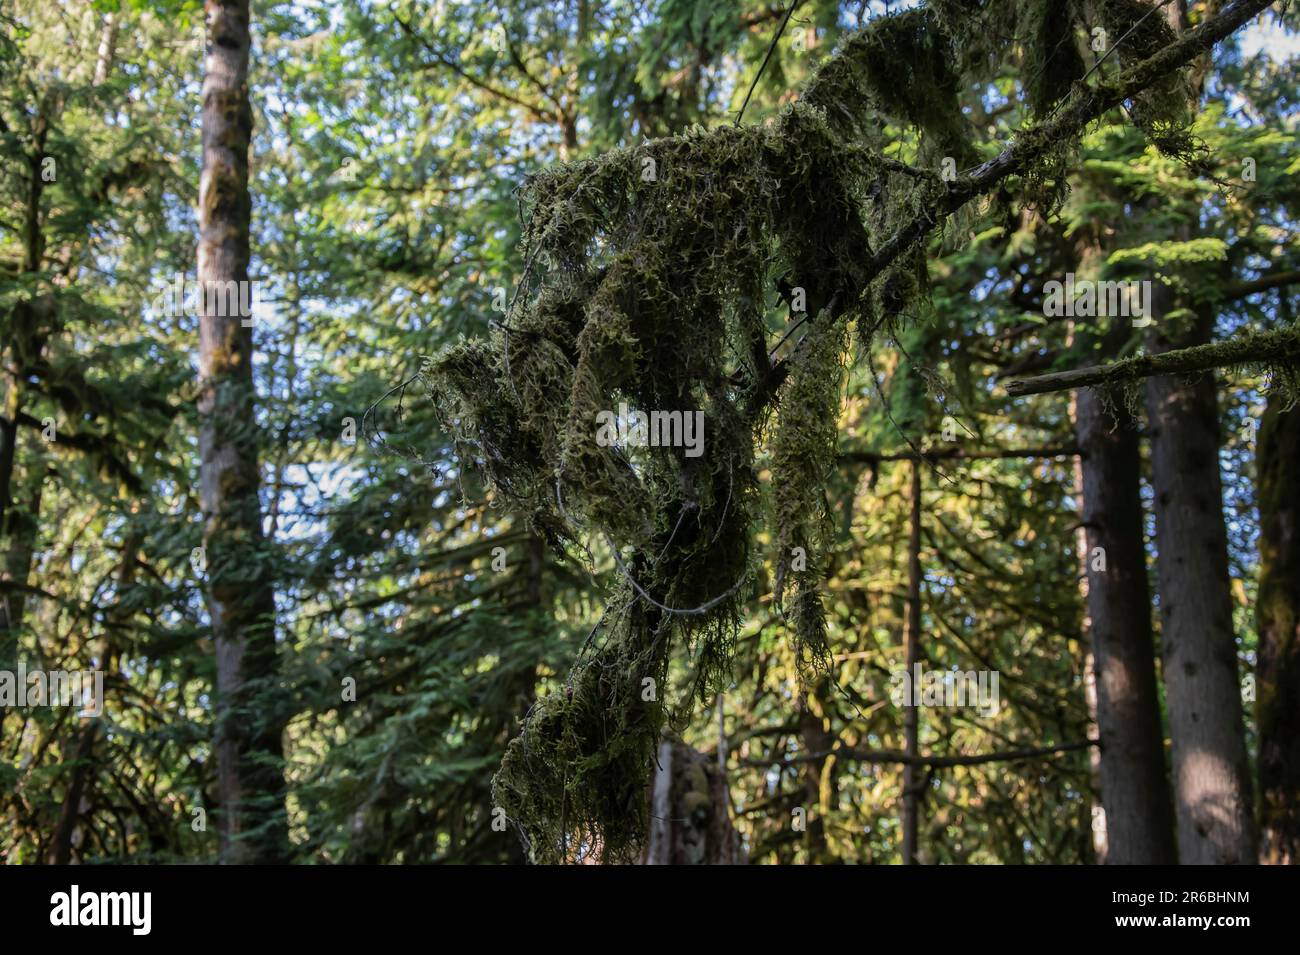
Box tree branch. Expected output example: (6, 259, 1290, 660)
(768, 0, 1275, 386)
(840, 446, 1082, 465)
(1004, 325, 1300, 397)
(1223, 269, 1300, 302)
(391, 11, 557, 123)
(751, 739, 1096, 768)
(860, 0, 1275, 291)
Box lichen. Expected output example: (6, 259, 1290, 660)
(416, 1, 1202, 862)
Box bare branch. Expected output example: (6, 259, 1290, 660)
(840, 446, 1082, 465)
(749, 739, 1096, 768)
(1223, 269, 1300, 302)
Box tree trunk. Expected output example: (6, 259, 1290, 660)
(901, 459, 923, 864)
(0, 474, 43, 748)
(0, 108, 53, 736)
(46, 721, 96, 865)
(198, 0, 286, 864)
(92, 12, 120, 87)
(1065, 234, 1177, 864)
(1071, 357, 1178, 864)
(796, 691, 835, 863)
(1145, 294, 1256, 864)
(1080, 651, 1108, 861)
(1255, 394, 1300, 864)
(640, 738, 745, 865)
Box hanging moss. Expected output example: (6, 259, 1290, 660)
(419, 0, 1211, 862)
(771, 310, 849, 673)
(492, 586, 671, 863)
(1023, 0, 1088, 117)
(425, 86, 887, 860)
(846, 7, 977, 165)
(426, 12, 974, 863)
(1096, 0, 1199, 160)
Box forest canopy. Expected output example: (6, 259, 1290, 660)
(1, 0, 1298, 868)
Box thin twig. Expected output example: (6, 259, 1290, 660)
(735, 0, 804, 127)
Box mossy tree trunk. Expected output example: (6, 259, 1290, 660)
(641, 739, 745, 865)
(1256, 394, 1300, 864)
(1145, 292, 1256, 864)
(796, 690, 836, 864)
(198, 0, 286, 864)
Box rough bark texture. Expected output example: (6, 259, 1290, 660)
(198, 0, 286, 864)
(1079, 651, 1108, 862)
(1145, 295, 1256, 864)
(1256, 395, 1300, 864)
(641, 738, 745, 865)
(1072, 339, 1177, 865)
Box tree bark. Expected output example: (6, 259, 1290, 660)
(1070, 322, 1178, 865)
(1080, 651, 1108, 861)
(198, 0, 286, 864)
(92, 12, 119, 87)
(640, 738, 745, 865)
(1056, 229, 1178, 864)
(1145, 293, 1256, 864)
(1255, 394, 1300, 864)
(793, 687, 836, 863)
(0, 106, 54, 739)
(1072, 387, 1177, 864)
(901, 459, 923, 865)
(46, 720, 96, 865)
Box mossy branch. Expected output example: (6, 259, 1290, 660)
(845, 0, 1275, 312)
(418, 0, 1277, 864)
(1005, 326, 1300, 397)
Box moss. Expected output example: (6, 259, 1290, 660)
(493, 590, 670, 863)
(850, 8, 975, 164)
(771, 309, 849, 673)
(1096, 0, 1199, 160)
(426, 9, 956, 861)
(419, 0, 1216, 861)
(1022, 0, 1087, 117)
